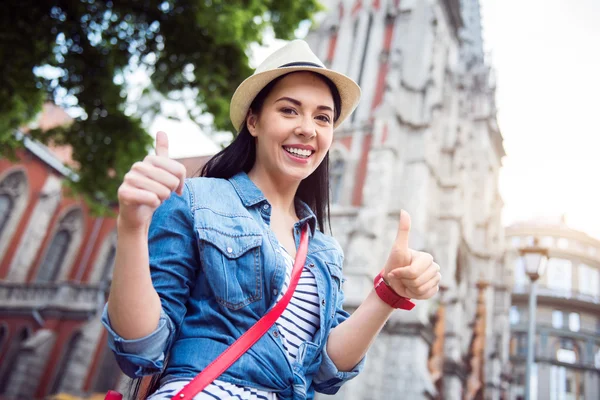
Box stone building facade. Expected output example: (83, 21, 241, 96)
(506, 219, 600, 400)
(306, 0, 510, 398)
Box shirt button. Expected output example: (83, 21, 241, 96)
(273, 288, 278, 296)
(309, 263, 315, 268)
(321, 299, 326, 307)
(273, 331, 279, 338)
(226, 247, 233, 254)
(263, 204, 269, 210)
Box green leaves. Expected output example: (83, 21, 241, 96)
(0, 0, 320, 213)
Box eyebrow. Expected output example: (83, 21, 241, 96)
(275, 97, 334, 113)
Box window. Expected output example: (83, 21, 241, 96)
(524, 236, 536, 246)
(36, 230, 71, 283)
(35, 208, 82, 283)
(546, 258, 572, 293)
(0, 195, 13, 236)
(540, 236, 554, 247)
(99, 245, 116, 287)
(568, 313, 580, 332)
(51, 332, 82, 394)
(552, 310, 563, 329)
(509, 306, 520, 325)
(578, 264, 599, 297)
(550, 365, 584, 400)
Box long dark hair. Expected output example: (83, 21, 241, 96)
(131, 72, 342, 399)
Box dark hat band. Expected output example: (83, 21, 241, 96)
(278, 61, 323, 68)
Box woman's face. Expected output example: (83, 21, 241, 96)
(247, 72, 335, 184)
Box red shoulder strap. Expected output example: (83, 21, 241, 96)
(172, 224, 310, 399)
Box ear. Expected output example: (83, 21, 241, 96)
(246, 110, 258, 137)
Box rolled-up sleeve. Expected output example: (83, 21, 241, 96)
(314, 249, 366, 394)
(101, 306, 175, 377)
(101, 181, 200, 378)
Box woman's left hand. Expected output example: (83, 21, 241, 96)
(382, 210, 441, 300)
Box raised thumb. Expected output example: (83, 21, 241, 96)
(155, 131, 169, 157)
(395, 209, 411, 252)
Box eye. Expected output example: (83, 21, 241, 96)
(316, 115, 332, 124)
(280, 107, 297, 115)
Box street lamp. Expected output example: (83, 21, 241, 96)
(519, 238, 549, 400)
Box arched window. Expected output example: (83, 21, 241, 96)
(0, 324, 7, 354)
(37, 230, 71, 283)
(0, 195, 13, 235)
(36, 208, 83, 283)
(330, 155, 345, 205)
(0, 327, 30, 394)
(91, 344, 121, 392)
(0, 170, 28, 259)
(99, 244, 116, 287)
(50, 332, 82, 394)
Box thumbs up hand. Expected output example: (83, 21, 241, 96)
(117, 131, 187, 232)
(382, 210, 441, 300)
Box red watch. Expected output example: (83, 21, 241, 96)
(374, 270, 415, 310)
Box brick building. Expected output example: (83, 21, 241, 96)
(0, 109, 124, 397)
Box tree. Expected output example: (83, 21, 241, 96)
(0, 0, 321, 211)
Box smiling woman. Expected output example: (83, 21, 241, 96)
(102, 40, 441, 400)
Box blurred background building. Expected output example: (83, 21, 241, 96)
(0, 104, 126, 398)
(0, 0, 534, 399)
(306, 0, 510, 399)
(506, 218, 600, 400)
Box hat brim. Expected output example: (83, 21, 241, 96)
(230, 66, 361, 133)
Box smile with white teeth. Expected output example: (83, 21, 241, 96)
(284, 147, 313, 158)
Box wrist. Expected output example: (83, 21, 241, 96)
(117, 216, 149, 236)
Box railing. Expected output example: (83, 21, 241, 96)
(512, 284, 600, 305)
(0, 281, 106, 313)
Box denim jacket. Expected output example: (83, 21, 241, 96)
(101, 172, 365, 399)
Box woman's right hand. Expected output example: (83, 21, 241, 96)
(117, 131, 187, 232)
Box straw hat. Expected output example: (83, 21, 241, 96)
(230, 40, 361, 132)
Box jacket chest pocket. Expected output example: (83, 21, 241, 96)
(197, 228, 264, 310)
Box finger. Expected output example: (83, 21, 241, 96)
(389, 250, 431, 280)
(413, 272, 441, 297)
(397, 260, 438, 289)
(124, 171, 172, 202)
(405, 274, 440, 299)
(118, 186, 161, 208)
(155, 131, 170, 158)
(421, 282, 440, 299)
(395, 209, 411, 252)
(143, 156, 186, 195)
(132, 161, 180, 193)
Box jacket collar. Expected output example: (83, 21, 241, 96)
(229, 172, 317, 235)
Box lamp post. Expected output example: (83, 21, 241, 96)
(520, 238, 549, 400)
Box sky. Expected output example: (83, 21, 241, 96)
(156, 0, 600, 239)
(479, 0, 600, 238)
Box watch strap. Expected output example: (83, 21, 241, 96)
(374, 270, 415, 310)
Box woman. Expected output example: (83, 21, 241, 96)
(102, 40, 441, 400)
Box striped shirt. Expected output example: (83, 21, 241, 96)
(147, 242, 320, 400)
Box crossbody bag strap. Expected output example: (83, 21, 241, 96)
(172, 224, 310, 399)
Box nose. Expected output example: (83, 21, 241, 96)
(295, 116, 316, 138)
